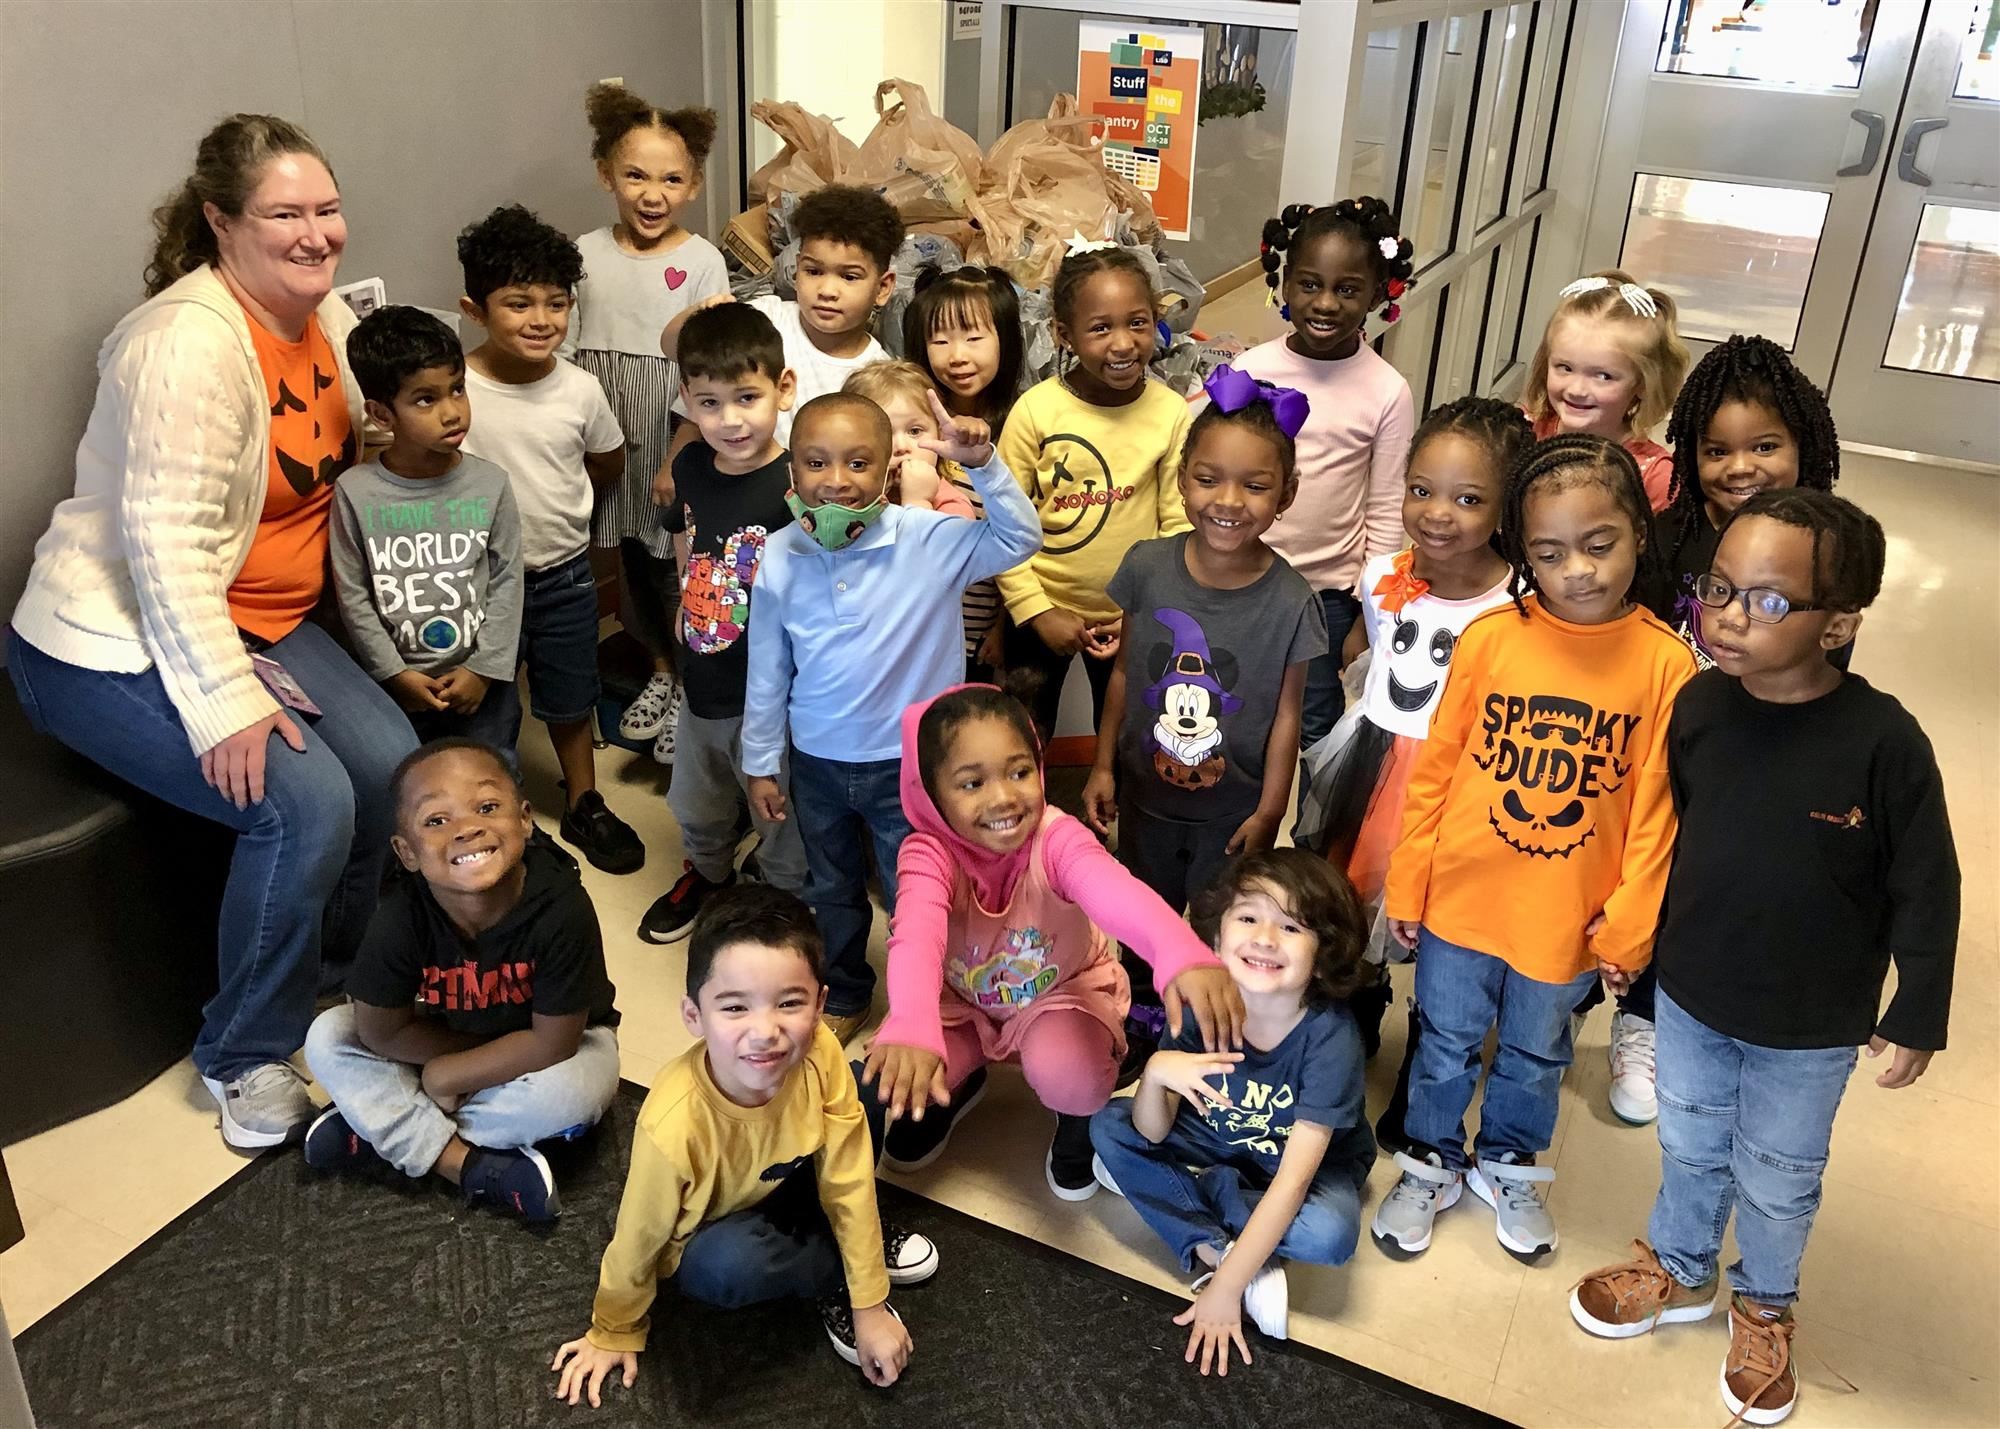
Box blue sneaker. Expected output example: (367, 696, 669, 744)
(460, 1145, 559, 1222)
(301, 1107, 388, 1175)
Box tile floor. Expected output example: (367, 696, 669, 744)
(3, 452, 1994, 1427)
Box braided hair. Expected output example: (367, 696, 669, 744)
(1051, 245, 1154, 327)
(1259, 195, 1415, 323)
(1412, 395, 1536, 487)
(1499, 434, 1663, 615)
(1726, 488, 1884, 613)
(1661, 334, 1840, 574)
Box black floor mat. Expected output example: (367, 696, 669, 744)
(16, 1086, 1509, 1428)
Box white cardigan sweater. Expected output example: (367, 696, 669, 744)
(12, 266, 363, 754)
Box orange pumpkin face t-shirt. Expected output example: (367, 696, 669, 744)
(227, 314, 354, 641)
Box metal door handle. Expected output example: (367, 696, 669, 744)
(1898, 118, 1948, 186)
(1837, 109, 1885, 177)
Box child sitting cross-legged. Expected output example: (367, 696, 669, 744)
(1091, 850, 1376, 1371)
(551, 885, 939, 1408)
(303, 739, 622, 1222)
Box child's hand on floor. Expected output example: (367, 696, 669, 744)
(433, 666, 489, 714)
(1144, 1049, 1242, 1113)
(1165, 965, 1247, 1052)
(748, 775, 787, 823)
(914, 388, 994, 469)
(1388, 918, 1420, 952)
(851, 1302, 912, 1387)
(1175, 1277, 1253, 1377)
(1224, 809, 1280, 855)
(1866, 1037, 1934, 1089)
(1081, 767, 1118, 834)
(551, 1337, 638, 1407)
(387, 669, 448, 715)
(861, 1043, 950, 1122)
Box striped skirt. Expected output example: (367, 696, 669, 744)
(575, 348, 676, 560)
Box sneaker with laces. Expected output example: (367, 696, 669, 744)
(1468, 1153, 1559, 1260)
(1371, 1149, 1462, 1258)
(618, 672, 679, 741)
(1608, 1011, 1659, 1125)
(559, 789, 646, 874)
(1045, 1113, 1098, 1200)
(650, 683, 684, 765)
(1570, 1239, 1719, 1338)
(1722, 1295, 1798, 1425)
(818, 1296, 905, 1368)
(882, 1067, 987, 1172)
(881, 1224, 939, 1285)
(202, 1062, 316, 1151)
(459, 1145, 559, 1222)
(301, 1107, 389, 1175)
(1191, 1241, 1289, 1340)
(638, 862, 734, 944)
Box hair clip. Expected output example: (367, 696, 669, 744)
(1204, 365, 1310, 439)
(1558, 275, 1659, 319)
(1065, 232, 1120, 257)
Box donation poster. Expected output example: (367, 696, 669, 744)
(1077, 20, 1202, 240)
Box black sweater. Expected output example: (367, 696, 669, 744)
(1655, 670, 1959, 1050)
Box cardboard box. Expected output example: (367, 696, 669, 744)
(722, 204, 775, 275)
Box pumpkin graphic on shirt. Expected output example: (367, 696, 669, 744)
(1142, 607, 1240, 791)
(680, 520, 766, 655)
(1471, 691, 1641, 858)
(271, 364, 354, 497)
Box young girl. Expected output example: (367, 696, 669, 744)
(1519, 271, 1690, 513)
(1091, 850, 1377, 1366)
(1242, 197, 1417, 747)
(1371, 435, 1695, 1263)
(842, 361, 976, 519)
(573, 83, 727, 761)
(905, 265, 1026, 679)
(995, 245, 1192, 739)
(862, 686, 1244, 1200)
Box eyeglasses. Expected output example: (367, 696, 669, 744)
(1689, 573, 1825, 624)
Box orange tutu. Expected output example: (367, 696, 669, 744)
(1340, 733, 1419, 904)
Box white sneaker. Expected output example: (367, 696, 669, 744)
(650, 683, 684, 765)
(1608, 1011, 1658, 1125)
(1191, 1241, 1289, 1340)
(1091, 1153, 1123, 1197)
(202, 1062, 316, 1150)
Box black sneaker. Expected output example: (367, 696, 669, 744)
(882, 1224, 940, 1285)
(301, 1107, 388, 1174)
(639, 862, 734, 944)
(882, 1067, 988, 1172)
(460, 1145, 559, 1222)
(1046, 1113, 1098, 1201)
(818, 1295, 904, 1368)
(559, 790, 645, 875)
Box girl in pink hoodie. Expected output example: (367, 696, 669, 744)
(863, 685, 1245, 1200)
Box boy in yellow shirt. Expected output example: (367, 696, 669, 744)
(551, 886, 938, 1406)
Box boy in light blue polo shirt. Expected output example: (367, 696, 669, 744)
(744, 390, 1040, 1039)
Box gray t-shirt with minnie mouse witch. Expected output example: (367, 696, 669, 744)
(1106, 533, 1326, 823)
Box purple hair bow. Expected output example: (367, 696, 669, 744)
(1202, 365, 1310, 438)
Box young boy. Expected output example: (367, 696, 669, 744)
(551, 885, 938, 1408)
(302, 739, 622, 1223)
(332, 306, 524, 756)
(455, 204, 643, 874)
(742, 391, 1041, 1042)
(663, 185, 902, 446)
(1569, 490, 1959, 1425)
(637, 303, 809, 945)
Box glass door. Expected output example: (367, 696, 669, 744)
(1826, 0, 2000, 461)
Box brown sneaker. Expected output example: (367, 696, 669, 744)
(1721, 1295, 1797, 1426)
(1569, 1240, 1719, 1339)
(823, 1008, 871, 1047)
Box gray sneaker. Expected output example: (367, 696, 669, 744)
(1370, 1150, 1462, 1259)
(201, 1062, 316, 1151)
(1468, 1153, 1558, 1260)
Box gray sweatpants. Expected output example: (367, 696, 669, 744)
(304, 1004, 620, 1178)
(669, 707, 808, 891)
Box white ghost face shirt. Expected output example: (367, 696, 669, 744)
(1357, 551, 1514, 739)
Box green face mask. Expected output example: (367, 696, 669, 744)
(785, 489, 887, 552)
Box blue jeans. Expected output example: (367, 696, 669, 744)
(674, 1060, 887, 1306)
(1299, 587, 1364, 747)
(1407, 927, 1595, 1170)
(1649, 989, 1856, 1306)
(520, 554, 601, 724)
(787, 748, 907, 1017)
(8, 623, 416, 1080)
(1090, 1097, 1364, 1272)
(407, 675, 521, 768)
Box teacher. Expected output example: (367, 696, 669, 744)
(6, 114, 417, 1152)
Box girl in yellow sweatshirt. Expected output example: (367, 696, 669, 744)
(1371, 435, 1694, 1265)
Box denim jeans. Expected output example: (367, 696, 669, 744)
(1089, 1097, 1364, 1272)
(1649, 988, 1857, 1306)
(303, 1004, 621, 1177)
(406, 676, 522, 768)
(1407, 926, 1595, 1171)
(520, 554, 602, 724)
(1299, 587, 1364, 747)
(8, 622, 416, 1080)
(674, 1060, 887, 1307)
(786, 748, 908, 1017)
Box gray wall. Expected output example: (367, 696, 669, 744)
(0, 0, 714, 620)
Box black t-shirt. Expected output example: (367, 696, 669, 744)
(1648, 510, 1852, 672)
(666, 443, 795, 720)
(1655, 671, 1958, 1050)
(345, 833, 619, 1038)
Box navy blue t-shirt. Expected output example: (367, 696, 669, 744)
(1166, 1001, 1374, 1184)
